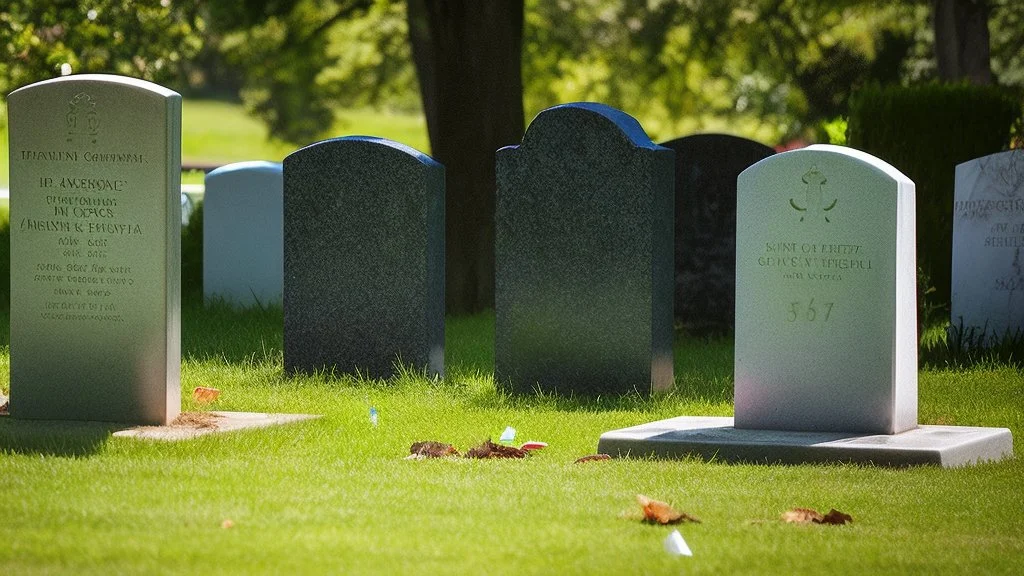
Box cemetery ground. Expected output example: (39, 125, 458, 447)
(0, 302, 1022, 574)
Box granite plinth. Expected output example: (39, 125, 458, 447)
(284, 136, 444, 379)
(495, 102, 674, 396)
(660, 134, 774, 335)
(113, 411, 320, 441)
(598, 416, 1013, 468)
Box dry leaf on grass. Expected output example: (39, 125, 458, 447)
(574, 454, 611, 464)
(465, 439, 528, 459)
(637, 494, 701, 525)
(781, 507, 853, 525)
(192, 387, 221, 403)
(0, 398, 8, 416)
(171, 412, 219, 429)
(221, 519, 235, 529)
(409, 441, 460, 458)
(818, 509, 853, 525)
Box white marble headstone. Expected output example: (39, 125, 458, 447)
(735, 145, 917, 434)
(203, 161, 283, 307)
(951, 149, 1024, 343)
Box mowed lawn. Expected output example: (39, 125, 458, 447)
(0, 304, 1022, 575)
(0, 99, 430, 188)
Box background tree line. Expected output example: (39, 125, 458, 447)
(2, 0, 1023, 312)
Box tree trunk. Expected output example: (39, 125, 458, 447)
(408, 0, 525, 314)
(933, 0, 992, 84)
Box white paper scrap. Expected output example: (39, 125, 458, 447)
(499, 426, 516, 444)
(663, 530, 692, 557)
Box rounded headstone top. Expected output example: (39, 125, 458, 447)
(743, 144, 913, 188)
(286, 135, 439, 168)
(8, 73, 180, 99)
(516, 102, 663, 151)
(206, 161, 283, 180)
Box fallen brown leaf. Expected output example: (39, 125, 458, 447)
(221, 519, 235, 529)
(816, 509, 853, 525)
(637, 494, 701, 525)
(171, 411, 219, 429)
(574, 454, 611, 464)
(465, 439, 528, 459)
(192, 387, 221, 403)
(410, 441, 459, 458)
(781, 508, 824, 524)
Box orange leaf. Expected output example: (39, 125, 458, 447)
(637, 494, 701, 525)
(192, 387, 221, 403)
(781, 508, 824, 524)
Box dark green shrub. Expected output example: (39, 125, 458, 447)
(847, 82, 1023, 312)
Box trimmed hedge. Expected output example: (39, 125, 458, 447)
(848, 83, 1022, 310)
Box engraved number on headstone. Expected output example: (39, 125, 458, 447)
(786, 298, 834, 322)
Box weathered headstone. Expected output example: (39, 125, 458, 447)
(8, 74, 181, 424)
(203, 161, 283, 307)
(283, 136, 444, 378)
(660, 134, 774, 335)
(495, 102, 675, 395)
(951, 149, 1024, 344)
(599, 145, 1013, 467)
(734, 145, 918, 433)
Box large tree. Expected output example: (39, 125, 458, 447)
(407, 1, 525, 313)
(933, 0, 992, 84)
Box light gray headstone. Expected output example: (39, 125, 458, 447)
(284, 136, 444, 379)
(951, 149, 1024, 343)
(7, 74, 181, 424)
(735, 144, 917, 434)
(495, 102, 675, 396)
(203, 161, 283, 307)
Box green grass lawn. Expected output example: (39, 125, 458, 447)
(0, 100, 429, 188)
(1, 306, 1022, 574)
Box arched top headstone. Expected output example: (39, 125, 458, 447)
(735, 144, 917, 434)
(504, 102, 666, 156)
(207, 160, 282, 181)
(9, 73, 179, 100)
(286, 135, 440, 172)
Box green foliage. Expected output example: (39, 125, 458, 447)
(848, 82, 1023, 310)
(821, 117, 848, 145)
(181, 201, 203, 304)
(0, 0, 203, 96)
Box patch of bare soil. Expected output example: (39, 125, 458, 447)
(171, 411, 220, 429)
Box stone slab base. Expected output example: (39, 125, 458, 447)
(112, 411, 320, 441)
(598, 416, 1013, 468)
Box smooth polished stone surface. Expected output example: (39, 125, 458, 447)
(203, 161, 283, 307)
(735, 145, 917, 434)
(284, 136, 444, 379)
(8, 74, 181, 425)
(495, 102, 675, 396)
(951, 149, 1024, 344)
(598, 416, 1014, 468)
(660, 134, 774, 335)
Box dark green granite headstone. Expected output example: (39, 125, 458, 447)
(283, 136, 444, 378)
(495, 103, 675, 395)
(660, 134, 775, 335)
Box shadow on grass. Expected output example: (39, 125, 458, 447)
(0, 417, 116, 456)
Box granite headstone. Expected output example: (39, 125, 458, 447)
(735, 145, 917, 434)
(203, 161, 283, 307)
(951, 149, 1024, 344)
(659, 133, 774, 334)
(495, 102, 675, 395)
(283, 136, 444, 378)
(7, 74, 181, 424)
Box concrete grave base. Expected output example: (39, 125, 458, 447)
(113, 411, 320, 441)
(598, 416, 1013, 468)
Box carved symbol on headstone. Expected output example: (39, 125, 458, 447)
(789, 166, 837, 222)
(66, 92, 99, 145)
